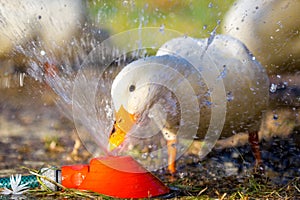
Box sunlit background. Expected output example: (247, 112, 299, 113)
(88, 0, 234, 37)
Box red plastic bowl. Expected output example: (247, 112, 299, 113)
(62, 156, 170, 198)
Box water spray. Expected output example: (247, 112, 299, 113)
(0, 27, 269, 198)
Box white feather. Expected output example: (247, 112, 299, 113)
(111, 35, 269, 140)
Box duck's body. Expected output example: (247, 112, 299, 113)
(223, 0, 300, 144)
(156, 35, 269, 138)
(110, 35, 269, 172)
(0, 0, 86, 75)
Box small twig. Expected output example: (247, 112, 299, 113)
(197, 187, 207, 196)
(29, 171, 66, 191)
(219, 192, 227, 200)
(21, 166, 39, 174)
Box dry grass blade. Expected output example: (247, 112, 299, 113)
(26, 168, 112, 199)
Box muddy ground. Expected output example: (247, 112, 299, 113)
(0, 78, 299, 199)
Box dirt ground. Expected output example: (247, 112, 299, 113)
(0, 77, 299, 199)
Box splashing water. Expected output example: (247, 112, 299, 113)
(24, 27, 189, 170)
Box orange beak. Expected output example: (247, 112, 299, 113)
(109, 105, 177, 174)
(109, 105, 137, 151)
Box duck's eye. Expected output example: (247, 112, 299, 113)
(129, 84, 135, 92)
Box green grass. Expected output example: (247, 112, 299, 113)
(24, 171, 299, 199)
(88, 0, 235, 38)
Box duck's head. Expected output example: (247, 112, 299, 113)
(109, 59, 154, 151)
(109, 55, 188, 151)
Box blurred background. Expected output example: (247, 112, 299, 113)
(88, 0, 234, 38)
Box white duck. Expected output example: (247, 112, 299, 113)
(0, 0, 86, 76)
(222, 0, 300, 75)
(109, 35, 269, 173)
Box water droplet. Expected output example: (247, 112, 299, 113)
(19, 73, 25, 87)
(273, 114, 278, 120)
(227, 91, 234, 101)
(277, 20, 283, 28)
(217, 65, 227, 79)
(141, 152, 148, 159)
(208, 2, 213, 8)
(204, 100, 212, 107)
(179, 172, 187, 178)
(270, 83, 277, 93)
(122, 0, 128, 6)
(159, 24, 165, 33)
(149, 153, 155, 159)
(40, 50, 46, 56)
